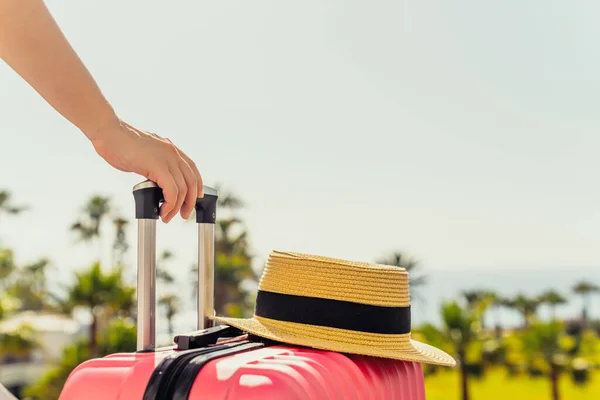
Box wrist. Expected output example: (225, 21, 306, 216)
(80, 111, 122, 143)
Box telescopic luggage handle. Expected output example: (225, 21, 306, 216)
(132, 180, 218, 352)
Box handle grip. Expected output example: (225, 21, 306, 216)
(132, 180, 218, 223)
(132, 180, 218, 351)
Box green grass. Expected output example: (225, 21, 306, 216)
(425, 369, 599, 400)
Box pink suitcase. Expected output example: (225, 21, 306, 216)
(59, 181, 428, 400)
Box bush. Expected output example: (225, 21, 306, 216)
(423, 364, 439, 377)
(565, 320, 583, 336)
(99, 318, 136, 354)
(526, 365, 545, 378)
(571, 358, 590, 386)
(466, 362, 485, 379)
(481, 339, 506, 365)
(589, 320, 600, 337)
(22, 339, 89, 400)
(22, 318, 136, 400)
(503, 362, 519, 377)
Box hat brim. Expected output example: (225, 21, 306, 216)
(211, 315, 456, 367)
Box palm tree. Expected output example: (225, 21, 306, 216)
(71, 195, 111, 259)
(215, 186, 244, 209)
(521, 321, 573, 400)
(0, 247, 16, 286)
(0, 192, 26, 296)
(572, 281, 599, 329)
(461, 290, 498, 330)
(421, 301, 480, 400)
(462, 290, 486, 308)
(481, 291, 505, 337)
(112, 217, 129, 267)
(158, 294, 179, 336)
(71, 196, 111, 239)
(157, 250, 175, 285)
(6, 258, 53, 311)
(216, 218, 249, 254)
(0, 251, 53, 311)
(539, 290, 567, 321)
(66, 262, 135, 356)
(376, 252, 427, 301)
(0, 190, 27, 227)
(509, 294, 541, 329)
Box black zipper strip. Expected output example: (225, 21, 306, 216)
(142, 342, 243, 400)
(171, 341, 265, 400)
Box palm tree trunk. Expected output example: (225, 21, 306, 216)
(582, 294, 589, 330)
(551, 305, 556, 321)
(494, 306, 502, 338)
(494, 324, 502, 339)
(550, 364, 560, 400)
(89, 313, 98, 357)
(167, 315, 174, 336)
(459, 351, 470, 400)
(522, 312, 529, 329)
(97, 237, 103, 264)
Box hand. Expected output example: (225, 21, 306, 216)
(89, 118, 203, 223)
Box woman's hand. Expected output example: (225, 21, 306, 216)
(90, 118, 203, 223)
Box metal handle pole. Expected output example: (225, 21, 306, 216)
(198, 224, 215, 329)
(132, 180, 162, 352)
(137, 219, 156, 351)
(195, 185, 218, 331)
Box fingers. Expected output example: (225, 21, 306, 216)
(178, 150, 203, 198)
(163, 164, 187, 223)
(147, 135, 202, 223)
(177, 159, 198, 219)
(155, 173, 178, 223)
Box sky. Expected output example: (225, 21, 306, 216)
(1, 1, 600, 327)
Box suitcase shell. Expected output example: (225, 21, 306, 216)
(59, 181, 428, 399)
(59, 344, 426, 400)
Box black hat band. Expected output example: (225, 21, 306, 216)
(254, 290, 411, 335)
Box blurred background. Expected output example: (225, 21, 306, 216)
(1, 1, 599, 399)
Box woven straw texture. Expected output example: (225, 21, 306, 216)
(212, 250, 456, 367)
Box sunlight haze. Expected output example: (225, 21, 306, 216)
(1, 1, 599, 326)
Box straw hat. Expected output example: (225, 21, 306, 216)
(211, 250, 456, 367)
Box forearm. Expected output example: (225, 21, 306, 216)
(0, 0, 117, 139)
